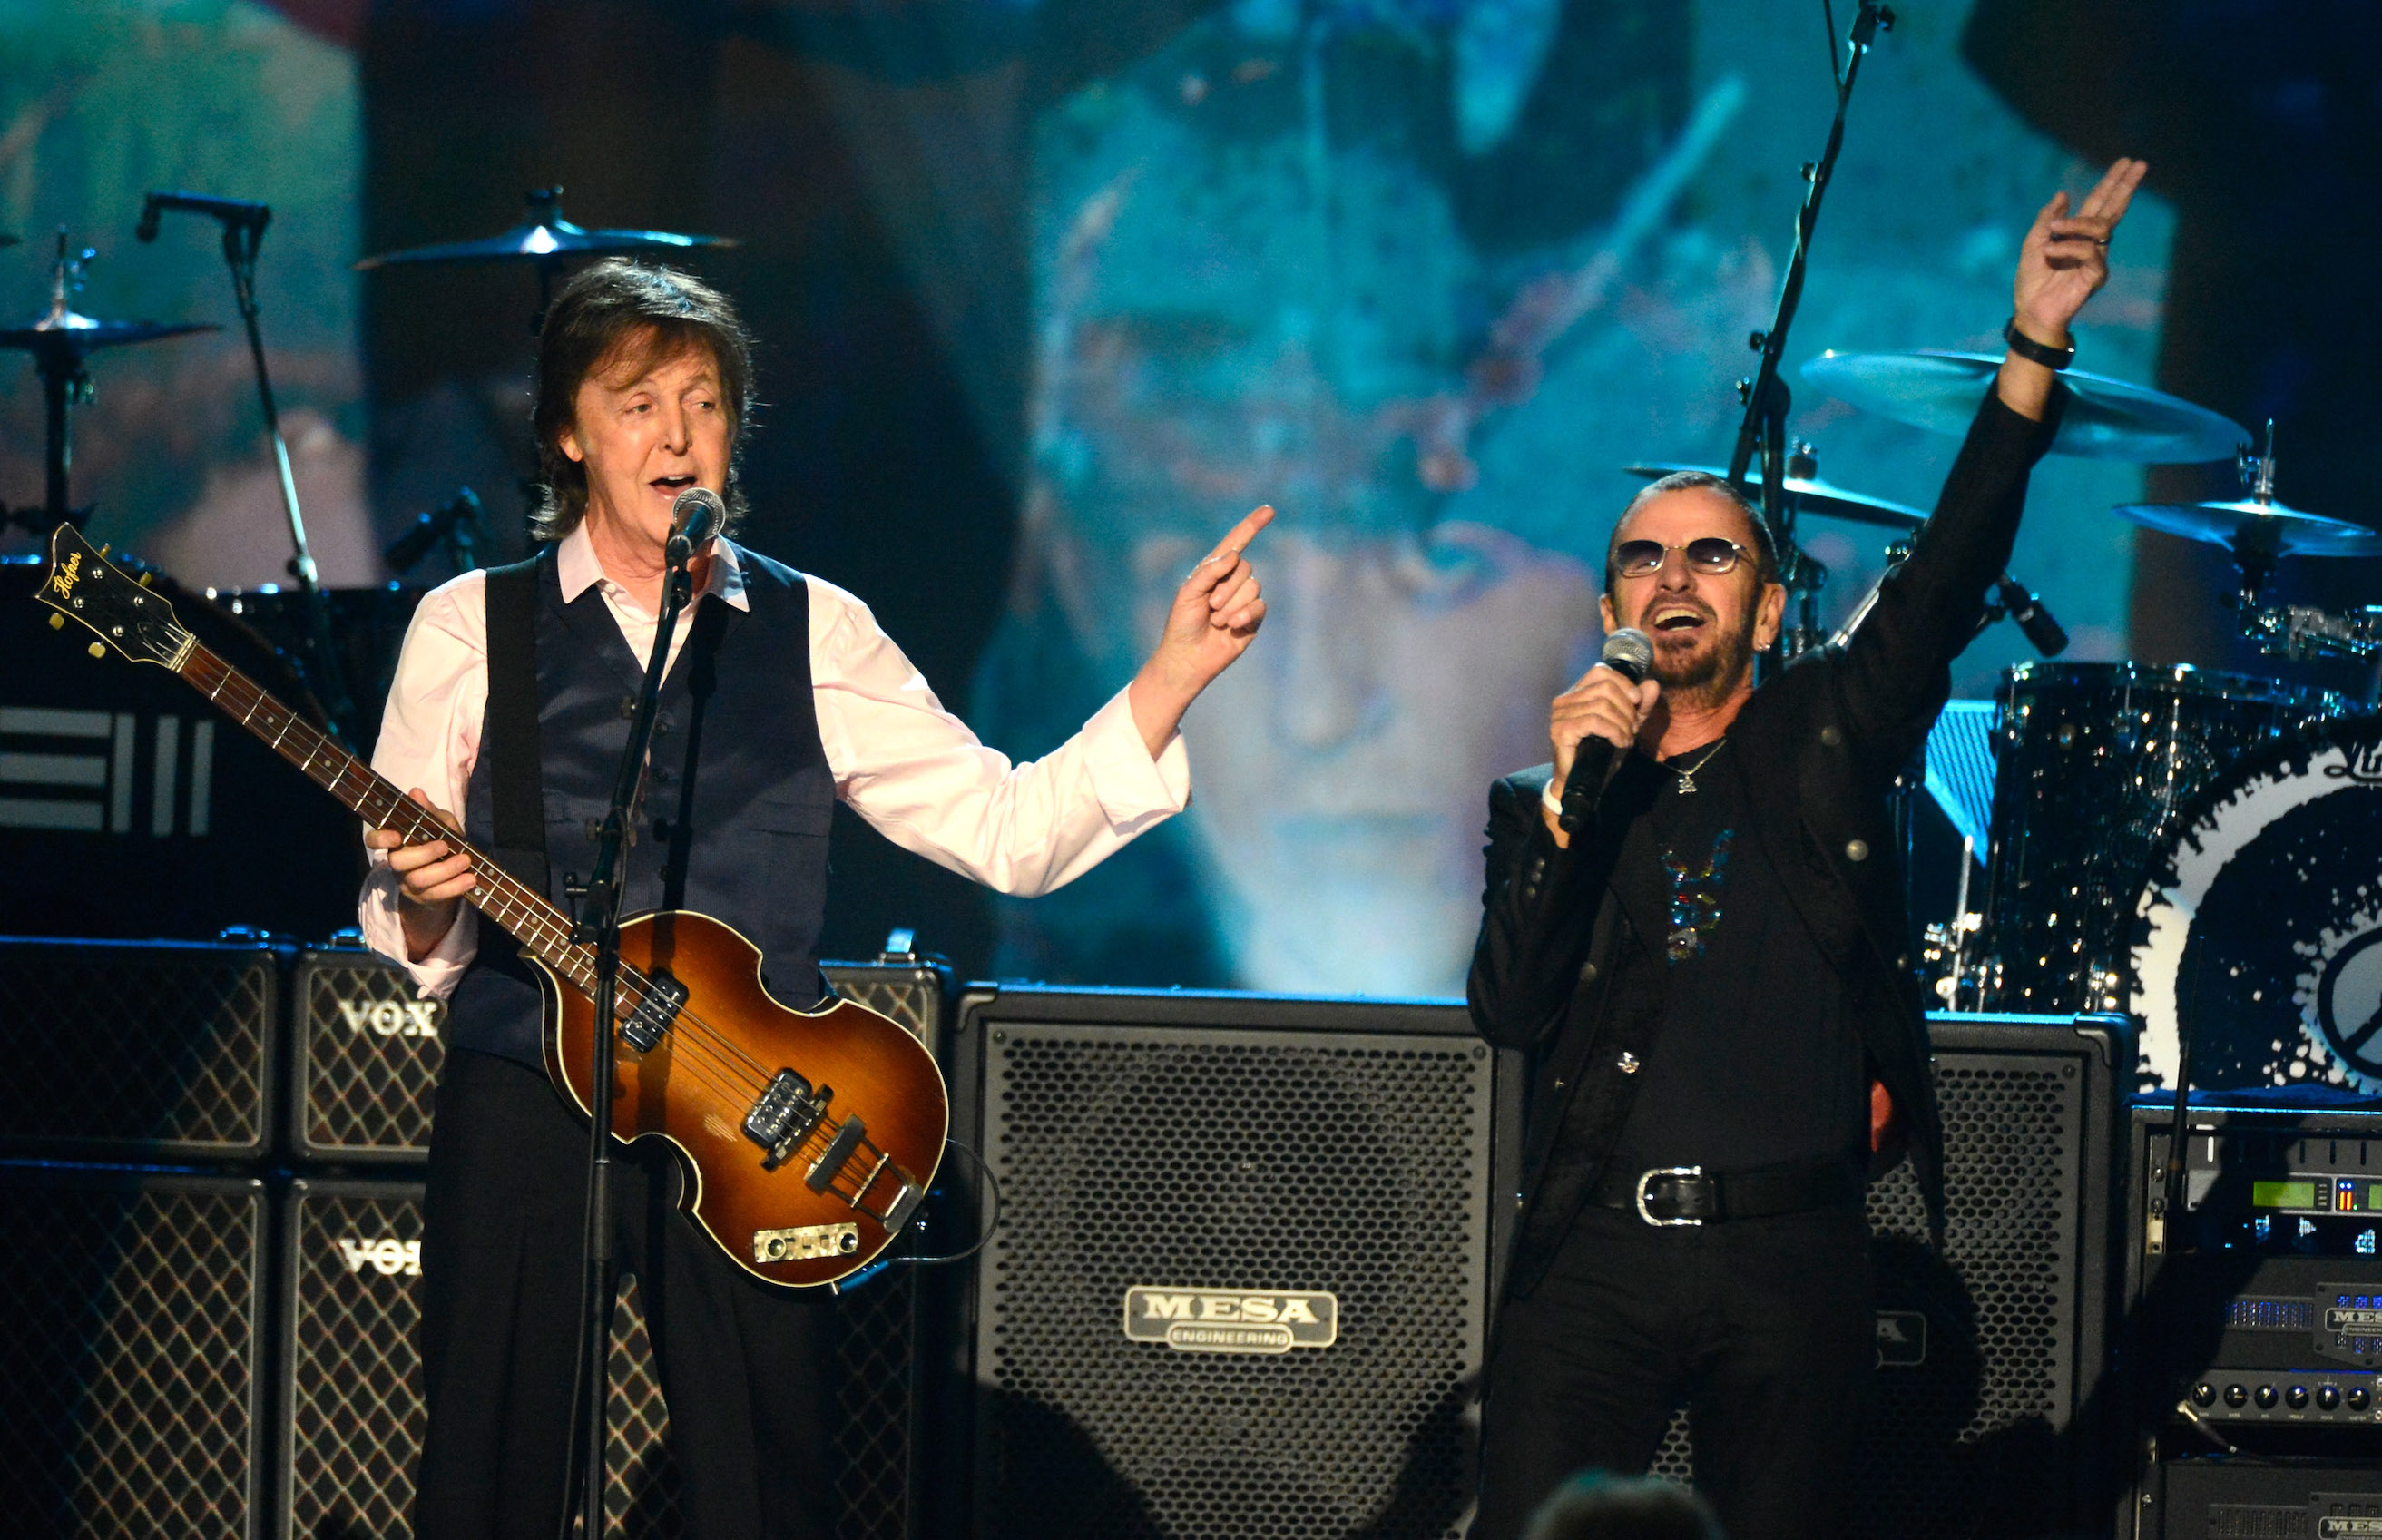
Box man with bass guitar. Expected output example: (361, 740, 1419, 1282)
(361, 259, 1270, 1540)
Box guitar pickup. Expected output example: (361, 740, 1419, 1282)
(744, 1070, 827, 1169)
(621, 967, 688, 1054)
(806, 1114, 867, 1193)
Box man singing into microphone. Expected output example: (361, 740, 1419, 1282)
(1465, 160, 2144, 1540)
(359, 259, 1269, 1540)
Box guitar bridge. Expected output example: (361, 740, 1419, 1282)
(744, 1069, 828, 1168)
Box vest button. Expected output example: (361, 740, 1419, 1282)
(1845, 839, 1869, 863)
(620, 696, 638, 719)
(1820, 725, 1844, 748)
(1578, 961, 1600, 986)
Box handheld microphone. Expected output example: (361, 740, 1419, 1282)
(670, 486, 728, 549)
(1556, 627, 1654, 834)
(137, 191, 271, 243)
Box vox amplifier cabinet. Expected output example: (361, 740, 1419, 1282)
(0, 935, 278, 1161)
(945, 986, 1523, 1540)
(0, 1162, 266, 1538)
(286, 947, 949, 1167)
(291, 947, 445, 1163)
(1644, 1014, 2134, 1540)
(276, 1177, 686, 1539)
(2126, 1101, 2382, 1437)
(2150, 1457, 2382, 1540)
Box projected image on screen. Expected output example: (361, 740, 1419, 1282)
(976, 0, 2172, 996)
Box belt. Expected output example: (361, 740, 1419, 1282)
(1593, 1155, 1866, 1227)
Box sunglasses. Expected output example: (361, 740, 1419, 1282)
(1613, 537, 1752, 577)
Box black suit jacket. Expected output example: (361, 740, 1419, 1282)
(1468, 386, 2064, 1299)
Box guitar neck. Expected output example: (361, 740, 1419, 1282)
(174, 639, 598, 991)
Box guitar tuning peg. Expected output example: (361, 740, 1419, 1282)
(87, 642, 105, 659)
(47, 613, 64, 631)
(98, 543, 110, 556)
(136, 572, 153, 588)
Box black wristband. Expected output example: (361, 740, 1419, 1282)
(2003, 317, 2075, 371)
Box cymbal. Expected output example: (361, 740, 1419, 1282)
(356, 189, 736, 270)
(0, 309, 217, 357)
(1623, 463, 1926, 530)
(1800, 350, 2248, 464)
(2114, 498, 2382, 559)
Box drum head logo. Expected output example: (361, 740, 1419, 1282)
(2318, 930, 2382, 1087)
(2133, 721, 2382, 1095)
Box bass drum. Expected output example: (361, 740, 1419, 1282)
(2130, 714, 2382, 1094)
(1981, 662, 2344, 1015)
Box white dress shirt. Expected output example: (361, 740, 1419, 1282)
(359, 524, 1190, 996)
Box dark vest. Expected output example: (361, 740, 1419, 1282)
(444, 544, 835, 1067)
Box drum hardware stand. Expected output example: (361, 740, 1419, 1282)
(2242, 602, 2382, 663)
(24, 234, 101, 530)
(139, 191, 358, 744)
(558, 507, 701, 1540)
(1725, 0, 1892, 668)
(382, 486, 485, 577)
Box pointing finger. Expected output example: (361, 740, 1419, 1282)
(1201, 505, 1276, 568)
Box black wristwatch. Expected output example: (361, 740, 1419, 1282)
(2002, 317, 2076, 371)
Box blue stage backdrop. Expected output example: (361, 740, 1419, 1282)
(974, 0, 2171, 996)
(1, 1, 2196, 986)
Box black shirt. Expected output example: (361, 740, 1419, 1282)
(1590, 740, 1869, 1175)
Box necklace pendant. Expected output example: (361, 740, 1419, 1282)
(1675, 773, 1698, 795)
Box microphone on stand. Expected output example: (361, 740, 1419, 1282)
(137, 191, 271, 243)
(1995, 573, 2069, 657)
(669, 486, 728, 556)
(1556, 626, 1655, 834)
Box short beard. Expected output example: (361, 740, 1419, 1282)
(1649, 609, 1760, 713)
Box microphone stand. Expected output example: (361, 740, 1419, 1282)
(148, 196, 358, 742)
(1725, 0, 1893, 665)
(563, 524, 701, 1540)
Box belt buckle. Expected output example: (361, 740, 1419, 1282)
(1633, 1165, 1707, 1227)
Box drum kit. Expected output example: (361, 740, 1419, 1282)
(1632, 343, 2382, 1099)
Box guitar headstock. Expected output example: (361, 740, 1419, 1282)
(34, 523, 191, 670)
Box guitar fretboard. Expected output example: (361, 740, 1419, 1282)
(177, 640, 605, 996)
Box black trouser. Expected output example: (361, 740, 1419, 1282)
(415, 1048, 833, 1540)
(1470, 1201, 1874, 1540)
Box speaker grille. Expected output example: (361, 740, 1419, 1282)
(0, 938, 273, 1158)
(293, 951, 444, 1161)
(1647, 1042, 2097, 1539)
(0, 1167, 262, 1538)
(976, 1023, 1493, 1540)
(832, 1270, 917, 1540)
(284, 1182, 426, 1538)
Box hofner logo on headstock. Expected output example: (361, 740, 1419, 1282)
(1122, 1286, 1338, 1354)
(49, 550, 82, 602)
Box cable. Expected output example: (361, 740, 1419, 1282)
(887, 1137, 1002, 1269)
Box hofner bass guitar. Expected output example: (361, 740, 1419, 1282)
(34, 524, 943, 1288)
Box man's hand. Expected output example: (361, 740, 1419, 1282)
(1126, 505, 1272, 757)
(1543, 663, 1662, 842)
(364, 787, 475, 961)
(1999, 158, 2146, 418)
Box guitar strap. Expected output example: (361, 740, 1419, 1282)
(482, 554, 550, 894)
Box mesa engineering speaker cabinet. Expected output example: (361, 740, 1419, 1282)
(278, 956, 950, 1540)
(2150, 1457, 2382, 1540)
(946, 986, 1525, 1540)
(1639, 1013, 2133, 1540)
(0, 1162, 267, 1539)
(0, 935, 278, 1161)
